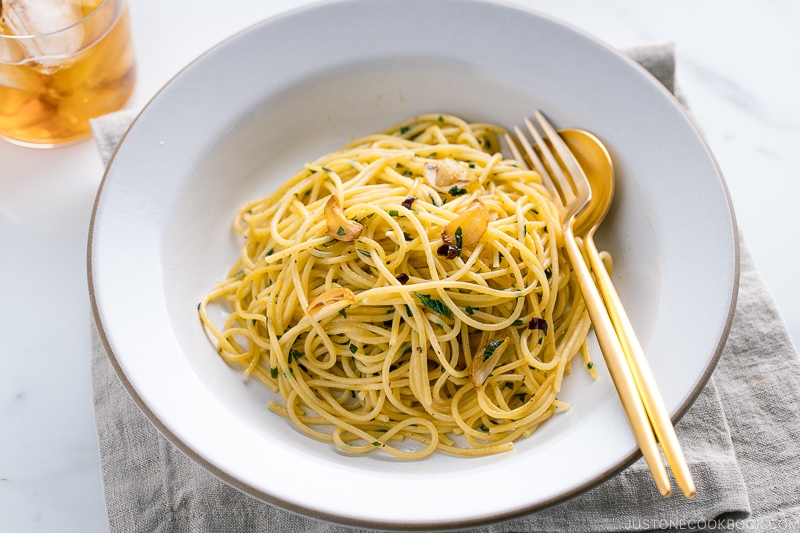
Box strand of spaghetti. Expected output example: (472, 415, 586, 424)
(290, 372, 436, 460)
(260, 235, 329, 265)
(331, 418, 439, 459)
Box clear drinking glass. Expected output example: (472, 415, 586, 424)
(0, 0, 136, 148)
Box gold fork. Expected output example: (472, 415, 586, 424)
(506, 111, 672, 497)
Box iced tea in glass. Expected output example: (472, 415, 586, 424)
(0, 0, 136, 147)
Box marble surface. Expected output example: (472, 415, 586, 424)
(0, 0, 797, 531)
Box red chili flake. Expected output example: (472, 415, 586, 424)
(528, 317, 549, 334)
(401, 197, 417, 209)
(437, 243, 459, 260)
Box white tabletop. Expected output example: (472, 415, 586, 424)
(1, 1, 798, 531)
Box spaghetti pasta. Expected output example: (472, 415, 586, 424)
(198, 113, 594, 459)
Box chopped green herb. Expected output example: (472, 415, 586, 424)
(322, 166, 332, 172)
(337, 226, 345, 236)
(455, 226, 463, 255)
(402, 169, 413, 177)
(349, 344, 358, 354)
(270, 367, 278, 379)
(482, 339, 505, 361)
(465, 306, 475, 315)
(357, 249, 371, 258)
(372, 441, 382, 447)
(266, 248, 274, 256)
(437, 115, 444, 122)
(402, 231, 412, 241)
(413, 292, 452, 318)
(587, 362, 594, 369)
(448, 185, 467, 196)
(400, 125, 411, 134)
(512, 319, 524, 326)
(339, 308, 347, 319)
(388, 209, 399, 217)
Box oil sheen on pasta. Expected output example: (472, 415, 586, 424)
(198, 114, 595, 459)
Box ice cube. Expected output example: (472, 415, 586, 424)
(0, 61, 46, 92)
(1, 0, 85, 58)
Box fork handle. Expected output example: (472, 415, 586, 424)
(584, 235, 696, 499)
(563, 226, 672, 497)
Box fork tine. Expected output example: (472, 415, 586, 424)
(503, 132, 529, 171)
(534, 110, 591, 202)
(509, 126, 555, 193)
(509, 126, 560, 201)
(523, 117, 577, 206)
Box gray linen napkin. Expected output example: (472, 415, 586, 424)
(90, 44, 800, 532)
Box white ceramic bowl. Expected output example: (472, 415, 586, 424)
(89, 0, 738, 529)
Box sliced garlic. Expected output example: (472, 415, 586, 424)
(469, 337, 510, 391)
(441, 199, 490, 255)
(306, 287, 356, 321)
(325, 195, 363, 241)
(423, 158, 475, 191)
